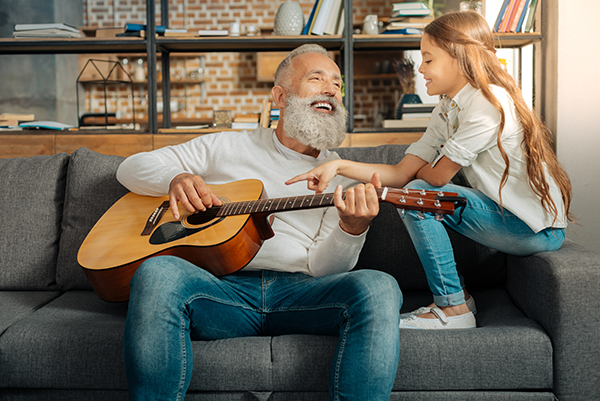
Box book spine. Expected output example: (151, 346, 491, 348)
(493, 0, 511, 32)
(499, 0, 518, 33)
(311, 0, 334, 35)
(515, 0, 531, 32)
(302, 0, 320, 35)
(509, 0, 527, 33)
(523, 0, 539, 33)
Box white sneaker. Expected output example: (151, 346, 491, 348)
(399, 306, 476, 329)
(399, 296, 477, 319)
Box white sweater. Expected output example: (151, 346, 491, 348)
(116, 128, 367, 277)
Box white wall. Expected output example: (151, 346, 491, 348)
(556, 0, 600, 251)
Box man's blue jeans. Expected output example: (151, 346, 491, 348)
(401, 180, 566, 307)
(124, 256, 402, 400)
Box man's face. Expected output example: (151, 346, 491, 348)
(281, 53, 347, 150)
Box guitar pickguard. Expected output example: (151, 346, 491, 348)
(149, 217, 225, 245)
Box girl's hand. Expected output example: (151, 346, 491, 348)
(286, 160, 342, 194)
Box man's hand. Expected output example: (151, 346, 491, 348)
(333, 173, 381, 235)
(168, 173, 222, 220)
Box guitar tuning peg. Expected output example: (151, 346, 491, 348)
(437, 190, 445, 196)
(434, 200, 441, 208)
(402, 188, 409, 194)
(419, 189, 427, 196)
(434, 214, 445, 222)
(417, 211, 426, 220)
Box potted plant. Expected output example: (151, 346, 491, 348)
(459, 0, 484, 14)
(393, 57, 422, 119)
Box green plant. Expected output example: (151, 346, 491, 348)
(420, 0, 447, 17)
(393, 58, 416, 95)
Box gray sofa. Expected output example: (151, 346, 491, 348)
(1, 145, 599, 401)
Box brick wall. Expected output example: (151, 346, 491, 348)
(82, 0, 405, 128)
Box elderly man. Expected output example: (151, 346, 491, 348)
(117, 44, 401, 400)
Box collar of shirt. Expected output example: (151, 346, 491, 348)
(272, 131, 331, 162)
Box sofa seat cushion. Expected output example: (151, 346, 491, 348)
(270, 289, 552, 393)
(0, 291, 62, 335)
(56, 148, 128, 291)
(0, 153, 70, 290)
(0, 291, 128, 390)
(0, 289, 551, 393)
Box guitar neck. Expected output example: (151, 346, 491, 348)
(217, 191, 338, 217)
(216, 187, 461, 217)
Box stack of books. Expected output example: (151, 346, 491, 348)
(232, 113, 260, 130)
(12, 23, 82, 38)
(382, 102, 436, 129)
(381, 2, 433, 35)
(0, 113, 34, 129)
(493, 0, 539, 33)
(303, 0, 345, 36)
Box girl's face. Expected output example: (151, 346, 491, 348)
(419, 33, 469, 99)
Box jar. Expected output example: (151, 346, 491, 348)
(459, 1, 483, 15)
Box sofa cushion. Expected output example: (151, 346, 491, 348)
(56, 148, 128, 291)
(335, 145, 506, 291)
(0, 291, 62, 335)
(0, 153, 69, 290)
(0, 290, 128, 389)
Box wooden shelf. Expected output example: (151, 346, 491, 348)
(353, 32, 542, 51)
(156, 35, 345, 53)
(0, 37, 147, 54)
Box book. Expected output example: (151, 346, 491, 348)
(124, 23, 166, 34)
(336, 9, 345, 35)
(515, 0, 531, 32)
(388, 16, 434, 23)
(0, 113, 35, 121)
(197, 29, 228, 36)
(392, 2, 430, 11)
(391, 8, 432, 18)
(382, 27, 422, 35)
(523, 0, 539, 33)
(499, 0, 518, 33)
(0, 119, 19, 127)
(323, 0, 343, 35)
(13, 28, 82, 38)
(402, 103, 436, 113)
(13, 23, 80, 34)
(493, 0, 511, 32)
(307, 0, 324, 35)
(116, 30, 145, 38)
(508, 0, 527, 33)
(231, 122, 259, 130)
(311, 0, 334, 35)
(382, 118, 429, 128)
(19, 120, 74, 130)
(402, 112, 432, 119)
(302, 0, 321, 35)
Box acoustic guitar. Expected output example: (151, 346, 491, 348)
(78, 179, 466, 302)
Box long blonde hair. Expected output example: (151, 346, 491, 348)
(424, 11, 573, 223)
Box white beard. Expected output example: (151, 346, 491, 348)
(282, 95, 348, 150)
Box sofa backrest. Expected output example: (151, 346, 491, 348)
(335, 145, 507, 292)
(55, 147, 128, 291)
(0, 153, 70, 290)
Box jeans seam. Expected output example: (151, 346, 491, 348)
(176, 308, 187, 401)
(333, 309, 351, 401)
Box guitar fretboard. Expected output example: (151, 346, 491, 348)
(217, 192, 337, 217)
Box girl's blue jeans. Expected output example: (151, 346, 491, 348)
(124, 256, 401, 401)
(401, 180, 566, 307)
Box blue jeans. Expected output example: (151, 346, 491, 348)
(401, 180, 566, 307)
(124, 256, 402, 400)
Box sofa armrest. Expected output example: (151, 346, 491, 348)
(505, 239, 600, 400)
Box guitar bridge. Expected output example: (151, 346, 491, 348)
(141, 201, 170, 236)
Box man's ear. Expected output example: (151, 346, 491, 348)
(271, 85, 287, 109)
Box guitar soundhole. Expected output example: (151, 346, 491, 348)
(185, 208, 220, 226)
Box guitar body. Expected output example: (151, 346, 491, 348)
(78, 179, 271, 302)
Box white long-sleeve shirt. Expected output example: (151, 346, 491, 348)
(407, 83, 567, 232)
(117, 127, 367, 276)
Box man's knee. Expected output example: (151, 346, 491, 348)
(347, 270, 402, 312)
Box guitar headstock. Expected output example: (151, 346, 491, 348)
(377, 187, 466, 215)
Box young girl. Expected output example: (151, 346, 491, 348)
(286, 11, 573, 329)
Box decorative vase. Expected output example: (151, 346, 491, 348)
(273, 1, 305, 36)
(459, 1, 484, 15)
(395, 93, 422, 119)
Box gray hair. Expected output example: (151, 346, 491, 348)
(273, 44, 330, 89)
